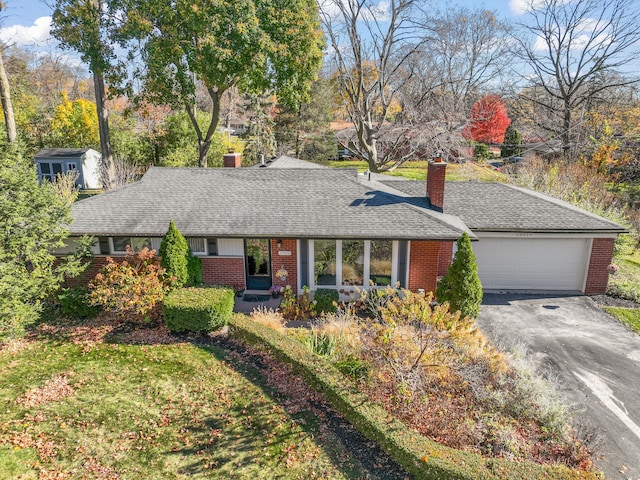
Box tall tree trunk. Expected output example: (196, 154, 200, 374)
(0, 49, 17, 144)
(93, 71, 115, 189)
(195, 89, 222, 168)
(562, 100, 572, 147)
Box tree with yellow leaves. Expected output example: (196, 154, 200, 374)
(49, 92, 100, 148)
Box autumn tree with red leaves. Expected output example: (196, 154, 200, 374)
(463, 95, 511, 144)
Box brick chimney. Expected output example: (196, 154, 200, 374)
(427, 155, 447, 211)
(223, 150, 242, 168)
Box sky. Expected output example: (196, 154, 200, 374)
(0, 0, 523, 49)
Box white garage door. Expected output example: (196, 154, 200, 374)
(472, 237, 590, 292)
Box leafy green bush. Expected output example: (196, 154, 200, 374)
(228, 314, 598, 480)
(163, 286, 234, 332)
(436, 233, 483, 319)
(159, 220, 189, 287)
(314, 288, 339, 314)
(58, 287, 101, 319)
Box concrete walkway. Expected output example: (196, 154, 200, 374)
(233, 295, 282, 314)
(477, 294, 640, 480)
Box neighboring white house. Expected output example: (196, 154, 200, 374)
(34, 148, 102, 190)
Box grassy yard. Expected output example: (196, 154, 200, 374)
(603, 307, 640, 334)
(328, 159, 504, 182)
(604, 249, 640, 334)
(0, 318, 388, 479)
(609, 250, 640, 302)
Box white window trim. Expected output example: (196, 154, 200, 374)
(309, 239, 396, 290)
(109, 236, 210, 255)
(186, 237, 208, 256)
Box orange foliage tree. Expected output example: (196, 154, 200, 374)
(463, 95, 511, 144)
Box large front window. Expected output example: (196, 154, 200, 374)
(370, 240, 393, 286)
(112, 236, 155, 253)
(342, 240, 364, 286)
(314, 239, 337, 286)
(311, 239, 395, 288)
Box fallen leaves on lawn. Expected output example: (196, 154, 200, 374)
(227, 344, 325, 415)
(16, 373, 74, 408)
(0, 338, 30, 355)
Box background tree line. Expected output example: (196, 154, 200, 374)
(1, 0, 639, 177)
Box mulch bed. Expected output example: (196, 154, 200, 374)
(590, 294, 640, 309)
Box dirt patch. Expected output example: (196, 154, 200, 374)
(591, 294, 640, 309)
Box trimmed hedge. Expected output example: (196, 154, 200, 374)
(314, 288, 339, 314)
(163, 287, 234, 332)
(228, 314, 600, 480)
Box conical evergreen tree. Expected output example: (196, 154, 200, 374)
(159, 220, 189, 287)
(436, 233, 483, 318)
(501, 124, 521, 158)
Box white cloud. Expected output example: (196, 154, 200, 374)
(0, 16, 52, 46)
(509, 0, 533, 16)
(509, 0, 573, 16)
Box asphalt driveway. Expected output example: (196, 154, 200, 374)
(477, 294, 640, 480)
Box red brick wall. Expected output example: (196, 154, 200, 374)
(437, 241, 454, 277)
(585, 238, 616, 295)
(201, 257, 245, 290)
(408, 241, 441, 294)
(271, 239, 298, 294)
(62, 256, 110, 287)
(427, 160, 447, 211)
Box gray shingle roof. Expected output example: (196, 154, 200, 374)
(265, 156, 328, 168)
(381, 180, 626, 233)
(70, 167, 467, 240)
(35, 148, 94, 159)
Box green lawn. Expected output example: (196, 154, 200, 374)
(603, 307, 640, 335)
(328, 159, 505, 182)
(0, 322, 376, 479)
(609, 250, 640, 304)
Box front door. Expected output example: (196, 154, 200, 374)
(245, 238, 272, 290)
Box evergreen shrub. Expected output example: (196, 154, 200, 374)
(436, 233, 483, 319)
(159, 220, 189, 287)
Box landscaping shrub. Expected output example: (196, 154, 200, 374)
(436, 232, 483, 319)
(89, 247, 172, 319)
(187, 252, 202, 286)
(314, 288, 339, 314)
(250, 305, 287, 331)
(159, 220, 189, 287)
(280, 285, 316, 321)
(163, 286, 234, 332)
(58, 287, 101, 319)
(228, 314, 599, 480)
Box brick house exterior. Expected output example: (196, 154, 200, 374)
(63, 155, 625, 296)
